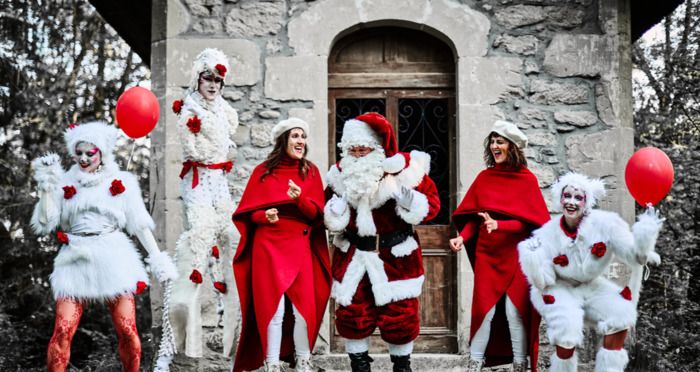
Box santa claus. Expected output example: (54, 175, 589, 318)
(324, 113, 440, 372)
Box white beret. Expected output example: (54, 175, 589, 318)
(272, 117, 309, 140)
(490, 120, 528, 149)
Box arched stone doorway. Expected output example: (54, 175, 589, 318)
(328, 26, 458, 353)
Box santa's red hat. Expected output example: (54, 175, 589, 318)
(338, 112, 398, 157)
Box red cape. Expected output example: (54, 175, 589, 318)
(232, 160, 331, 372)
(452, 165, 549, 371)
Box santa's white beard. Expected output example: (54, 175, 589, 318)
(338, 150, 385, 207)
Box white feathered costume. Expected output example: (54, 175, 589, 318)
(517, 172, 662, 372)
(30, 121, 177, 301)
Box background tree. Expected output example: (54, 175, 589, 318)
(630, 0, 700, 370)
(0, 0, 151, 369)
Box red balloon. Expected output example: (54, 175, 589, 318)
(116, 86, 160, 138)
(625, 147, 674, 206)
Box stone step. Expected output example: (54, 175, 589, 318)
(310, 354, 511, 372)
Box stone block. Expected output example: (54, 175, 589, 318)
(192, 18, 224, 34)
(167, 38, 261, 87)
(250, 123, 275, 148)
(232, 125, 250, 147)
(565, 127, 633, 178)
(529, 79, 589, 105)
(258, 110, 281, 119)
(265, 56, 327, 101)
(595, 83, 618, 127)
(223, 89, 245, 101)
(524, 59, 540, 74)
(459, 56, 523, 105)
(494, 34, 539, 56)
(422, 0, 491, 57)
(543, 35, 614, 77)
(166, 0, 190, 38)
(545, 6, 586, 29)
(495, 5, 546, 28)
(239, 146, 270, 161)
(224, 1, 285, 37)
(288, 0, 362, 56)
(519, 107, 547, 123)
(554, 110, 598, 127)
(528, 131, 557, 147)
(528, 161, 556, 188)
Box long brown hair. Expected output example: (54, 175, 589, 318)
(260, 128, 313, 181)
(483, 132, 528, 169)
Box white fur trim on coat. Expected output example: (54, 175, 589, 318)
(550, 352, 577, 372)
(593, 348, 628, 372)
(332, 233, 351, 253)
(395, 189, 429, 225)
(390, 236, 419, 257)
(383, 153, 406, 174)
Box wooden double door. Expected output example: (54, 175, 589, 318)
(328, 26, 458, 353)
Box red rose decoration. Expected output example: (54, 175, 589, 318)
(211, 246, 220, 259)
(109, 179, 125, 196)
(56, 231, 69, 245)
(186, 116, 201, 134)
(68, 123, 77, 129)
(591, 242, 607, 258)
(553, 254, 569, 267)
(135, 281, 148, 295)
(543, 294, 556, 304)
(172, 99, 184, 115)
(63, 185, 77, 199)
(215, 64, 227, 77)
(214, 281, 227, 294)
(620, 286, 632, 301)
(189, 269, 203, 284)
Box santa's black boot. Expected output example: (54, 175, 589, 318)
(348, 351, 373, 372)
(391, 354, 412, 372)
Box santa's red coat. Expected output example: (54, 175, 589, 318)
(232, 158, 330, 372)
(452, 164, 549, 371)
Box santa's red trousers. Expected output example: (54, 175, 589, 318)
(335, 275, 419, 345)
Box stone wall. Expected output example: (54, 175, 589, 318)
(150, 0, 633, 369)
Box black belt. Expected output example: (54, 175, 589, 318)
(344, 229, 413, 252)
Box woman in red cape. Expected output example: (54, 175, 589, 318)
(451, 121, 549, 372)
(232, 118, 331, 372)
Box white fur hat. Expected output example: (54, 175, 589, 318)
(272, 117, 309, 140)
(64, 121, 119, 163)
(491, 120, 528, 149)
(551, 172, 606, 213)
(189, 48, 230, 92)
(338, 119, 382, 154)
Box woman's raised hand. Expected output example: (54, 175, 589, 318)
(287, 179, 302, 200)
(265, 208, 279, 224)
(478, 212, 498, 233)
(449, 236, 464, 252)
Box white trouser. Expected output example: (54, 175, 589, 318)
(344, 337, 414, 356)
(266, 297, 310, 364)
(470, 296, 526, 362)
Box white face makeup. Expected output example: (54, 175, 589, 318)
(490, 135, 510, 164)
(198, 72, 223, 101)
(561, 185, 586, 227)
(348, 145, 373, 158)
(285, 128, 306, 160)
(74, 142, 102, 173)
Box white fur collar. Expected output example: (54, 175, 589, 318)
(67, 161, 120, 187)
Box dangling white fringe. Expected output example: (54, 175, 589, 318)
(154, 279, 176, 372)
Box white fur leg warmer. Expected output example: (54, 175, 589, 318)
(593, 348, 628, 372)
(550, 352, 577, 372)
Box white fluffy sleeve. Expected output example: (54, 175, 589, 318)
(518, 235, 556, 290)
(30, 154, 65, 235)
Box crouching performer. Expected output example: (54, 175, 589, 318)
(518, 172, 663, 372)
(31, 122, 178, 372)
(324, 113, 440, 372)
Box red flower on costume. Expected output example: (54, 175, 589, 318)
(63, 185, 77, 199)
(591, 242, 607, 258)
(543, 294, 556, 304)
(215, 64, 227, 77)
(135, 281, 148, 295)
(187, 116, 201, 134)
(57, 231, 69, 245)
(620, 286, 632, 301)
(109, 179, 125, 196)
(189, 269, 203, 284)
(172, 99, 184, 115)
(211, 246, 220, 259)
(68, 123, 77, 129)
(214, 281, 227, 294)
(553, 254, 569, 267)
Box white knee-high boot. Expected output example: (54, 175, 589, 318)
(593, 348, 628, 372)
(550, 352, 577, 372)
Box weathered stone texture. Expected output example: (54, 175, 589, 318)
(494, 34, 539, 56)
(528, 131, 558, 147)
(554, 110, 598, 127)
(231, 124, 250, 146)
(250, 123, 275, 147)
(265, 56, 326, 101)
(544, 6, 586, 29)
(495, 5, 546, 28)
(544, 35, 613, 77)
(225, 1, 285, 37)
(529, 79, 589, 105)
(192, 18, 223, 34)
(167, 39, 261, 87)
(459, 57, 522, 105)
(239, 146, 270, 160)
(223, 89, 245, 101)
(258, 110, 281, 119)
(595, 83, 618, 127)
(529, 161, 556, 188)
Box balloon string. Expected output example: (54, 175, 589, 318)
(126, 139, 136, 171)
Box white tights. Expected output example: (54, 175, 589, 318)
(266, 297, 310, 364)
(470, 296, 527, 363)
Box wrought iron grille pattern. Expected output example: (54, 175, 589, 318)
(334, 99, 386, 162)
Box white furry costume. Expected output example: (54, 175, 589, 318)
(30, 122, 177, 301)
(517, 173, 662, 372)
(170, 48, 241, 358)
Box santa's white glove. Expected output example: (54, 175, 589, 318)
(31, 153, 63, 191)
(136, 228, 179, 283)
(328, 194, 348, 216)
(395, 186, 414, 210)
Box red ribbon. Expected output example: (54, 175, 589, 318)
(179, 160, 233, 188)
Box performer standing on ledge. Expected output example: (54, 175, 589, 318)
(30, 121, 178, 372)
(169, 47, 241, 358)
(518, 172, 662, 372)
(451, 120, 549, 372)
(232, 118, 330, 372)
(324, 113, 440, 372)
